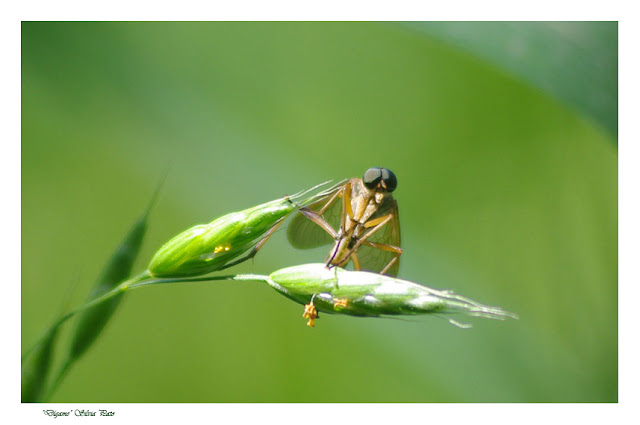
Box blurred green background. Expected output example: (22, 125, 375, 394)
(21, 22, 617, 402)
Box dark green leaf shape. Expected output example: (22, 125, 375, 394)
(402, 22, 618, 140)
(21, 328, 58, 402)
(67, 205, 151, 362)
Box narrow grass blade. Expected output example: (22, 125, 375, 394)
(21, 329, 58, 402)
(67, 199, 155, 362)
(22, 272, 80, 402)
(41, 193, 156, 400)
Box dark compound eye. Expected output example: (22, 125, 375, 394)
(381, 168, 397, 192)
(363, 167, 397, 192)
(363, 167, 383, 189)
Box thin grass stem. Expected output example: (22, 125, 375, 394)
(22, 272, 268, 365)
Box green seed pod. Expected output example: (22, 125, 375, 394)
(267, 263, 517, 325)
(147, 182, 339, 278)
(148, 198, 295, 277)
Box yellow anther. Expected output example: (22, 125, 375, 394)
(302, 300, 318, 328)
(214, 245, 231, 254)
(333, 298, 348, 309)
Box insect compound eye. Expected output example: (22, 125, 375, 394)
(380, 168, 397, 192)
(363, 167, 383, 190)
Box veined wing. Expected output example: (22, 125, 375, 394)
(355, 199, 401, 276)
(286, 184, 343, 249)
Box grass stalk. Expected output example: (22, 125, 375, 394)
(25, 270, 269, 401)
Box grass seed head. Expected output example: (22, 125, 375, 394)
(148, 197, 296, 277)
(147, 181, 339, 278)
(267, 263, 518, 325)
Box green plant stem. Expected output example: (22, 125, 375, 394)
(22, 272, 268, 362)
(24, 270, 269, 401)
(22, 272, 146, 364)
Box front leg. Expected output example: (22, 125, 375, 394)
(298, 208, 339, 239)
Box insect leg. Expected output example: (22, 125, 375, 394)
(362, 240, 403, 254)
(361, 240, 403, 275)
(294, 181, 345, 239)
(332, 213, 395, 269)
(379, 256, 399, 276)
(351, 251, 361, 271)
(298, 208, 339, 239)
(362, 213, 392, 229)
(325, 181, 358, 269)
(340, 180, 354, 227)
(359, 214, 393, 242)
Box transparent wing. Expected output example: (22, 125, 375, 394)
(354, 200, 401, 276)
(286, 185, 344, 249)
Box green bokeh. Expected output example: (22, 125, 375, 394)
(22, 22, 617, 402)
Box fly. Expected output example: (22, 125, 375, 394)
(287, 167, 402, 276)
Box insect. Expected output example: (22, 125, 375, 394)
(287, 167, 402, 276)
